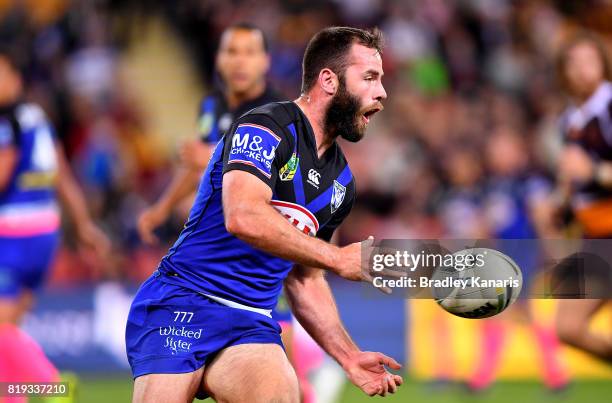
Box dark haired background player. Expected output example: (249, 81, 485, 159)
(137, 23, 280, 245)
(553, 33, 612, 363)
(0, 49, 110, 393)
(126, 26, 403, 402)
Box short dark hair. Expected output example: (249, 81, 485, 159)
(224, 22, 269, 53)
(301, 26, 384, 93)
(556, 31, 612, 95)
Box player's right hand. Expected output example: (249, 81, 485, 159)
(336, 237, 401, 294)
(137, 205, 168, 245)
(77, 221, 112, 259)
(335, 236, 375, 281)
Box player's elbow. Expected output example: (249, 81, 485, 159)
(285, 266, 325, 293)
(224, 205, 259, 239)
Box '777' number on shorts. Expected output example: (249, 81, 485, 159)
(173, 311, 194, 323)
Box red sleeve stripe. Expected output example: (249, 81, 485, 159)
(228, 159, 272, 179)
(237, 123, 281, 141)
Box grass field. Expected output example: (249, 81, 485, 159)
(30, 376, 612, 402)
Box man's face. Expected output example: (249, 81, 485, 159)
(485, 129, 527, 176)
(216, 28, 270, 95)
(565, 41, 605, 99)
(324, 44, 386, 142)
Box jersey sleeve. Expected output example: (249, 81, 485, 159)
(316, 181, 356, 242)
(222, 113, 293, 189)
(198, 96, 219, 144)
(0, 116, 17, 149)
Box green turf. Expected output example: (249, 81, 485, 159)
(341, 379, 612, 403)
(30, 376, 612, 402)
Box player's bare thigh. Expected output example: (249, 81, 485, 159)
(556, 298, 608, 338)
(133, 367, 204, 403)
(202, 343, 299, 403)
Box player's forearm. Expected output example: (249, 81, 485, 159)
(285, 266, 360, 368)
(154, 167, 201, 212)
(55, 145, 95, 225)
(225, 200, 342, 272)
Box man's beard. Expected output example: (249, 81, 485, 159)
(323, 81, 365, 143)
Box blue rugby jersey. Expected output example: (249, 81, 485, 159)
(0, 102, 60, 237)
(197, 87, 281, 145)
(158, 101, 356, 310)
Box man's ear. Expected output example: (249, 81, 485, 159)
(318, 68, 338, 96)
(262, 53, 271, 74)
(215, 53, 222, 72)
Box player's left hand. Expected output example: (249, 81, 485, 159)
(343, 351, 403, 397)
(77, 221, 111, 258)
(179, 139, 210, 170)
(559, 145, 594, 183)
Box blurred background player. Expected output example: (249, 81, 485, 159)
(466, 128, 569, 391)
(137, 23, 280, 245)
(553, 32, 612, 363)
(0, 48, 110, 400)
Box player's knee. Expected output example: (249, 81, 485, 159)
(253, 381, 299, 403)
(215, 384, 298, 403)
(243, 369, 299, 403)
(133, 373, 202, 403)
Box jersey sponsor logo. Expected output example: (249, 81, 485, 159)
(331, 180, 346, 213)
(218, 113, 233, 133)
(279, 152, 299, 181)
(159, 311, 203, 355)
(160, 325, 203, 355)
(271, 200, 319, 236)
(18, 171, 57, 189)
(198, 111, 214, 138)
(228, 123, 281, 178)
(307, 169, 321, 188)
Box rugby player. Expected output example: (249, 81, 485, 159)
(126, 26, 403, 402)
(0, 49, 110, 390)
(554, 32, 612, 363)
(135, 22, 309, 394)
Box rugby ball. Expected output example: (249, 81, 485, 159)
(431, 247, 522, 319)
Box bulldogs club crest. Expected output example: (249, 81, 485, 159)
(331, 180, 346, 213)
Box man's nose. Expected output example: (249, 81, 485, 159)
(375, 83, 387, 102)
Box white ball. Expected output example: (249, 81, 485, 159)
(431, 247, 523, 319)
